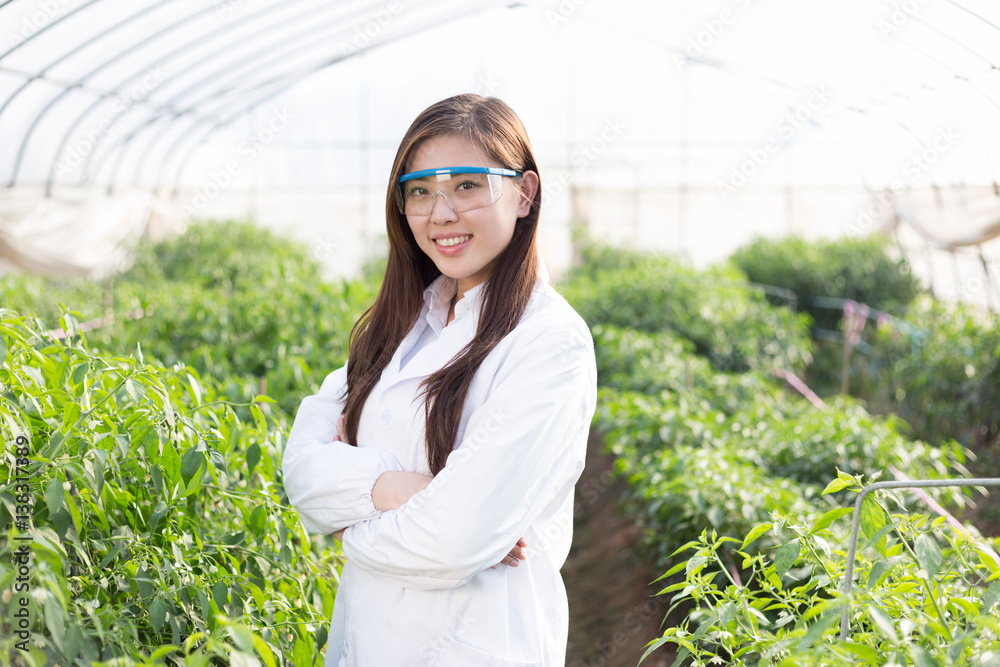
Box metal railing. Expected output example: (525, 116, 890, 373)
(839, 477, 1000, 640)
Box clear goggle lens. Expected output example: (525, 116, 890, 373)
(396, 167, 521, 215)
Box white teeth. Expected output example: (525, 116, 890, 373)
(436, 235, 471, 247)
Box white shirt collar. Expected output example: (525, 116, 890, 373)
(422, 255, 550, 335)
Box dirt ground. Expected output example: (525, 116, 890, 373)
(563, 430, 677, 667)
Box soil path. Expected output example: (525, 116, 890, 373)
(563, 430, 677, 667)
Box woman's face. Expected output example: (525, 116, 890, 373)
(404, 134, 537, 296)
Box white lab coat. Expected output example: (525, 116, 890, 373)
(281, 256, 598, 666)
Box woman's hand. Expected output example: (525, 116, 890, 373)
(491, 536, 528, 569)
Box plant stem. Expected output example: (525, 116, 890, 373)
(896, 527, 955, 643)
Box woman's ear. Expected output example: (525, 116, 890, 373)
(515, 171, 539, 218)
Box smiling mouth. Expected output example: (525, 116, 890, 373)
(435, 235, 472, 247)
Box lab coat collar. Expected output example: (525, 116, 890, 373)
(388, 255, 551, 388)
(421, 254, 550, 325)
(423, 276, 487, 330)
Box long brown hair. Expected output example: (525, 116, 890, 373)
(339, 94, 542, 476)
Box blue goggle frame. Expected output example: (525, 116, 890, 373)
(398, 166, 522, 183)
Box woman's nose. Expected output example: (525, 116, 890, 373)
(429, 191, 458, 224)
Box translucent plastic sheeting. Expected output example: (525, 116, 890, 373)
(0, 185, 183, 277)
(0, 0, 510, 192)
(2, 0, 999, 192)
(1, 0, 999, 297)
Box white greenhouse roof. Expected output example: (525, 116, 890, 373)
(0, 0, 513, 193)
(1, 0, 999, 303)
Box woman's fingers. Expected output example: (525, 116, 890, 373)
(492, 538, 529, 568)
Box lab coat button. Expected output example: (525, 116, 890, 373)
(381, 408, 391, 425)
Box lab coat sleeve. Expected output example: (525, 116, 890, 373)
(281, 360, 406, 535)
(341, 320, 597, 590)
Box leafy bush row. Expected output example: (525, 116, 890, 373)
(729, 234, 921, 332)
(0, 310, 335, 666)
(847, 295, 1000, 448)
(592, 325, 967, 570)
(560, 239, 997, 665)
(0, 220, 381, 418)
(561, 240, 814, 375)
(728, 233, 1000, 454)
(644, 475, 1000, 665)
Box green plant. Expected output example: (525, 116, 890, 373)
(0, 309, 338, 665)
(848, 295, 1000, 448)
(587, 319, 967, 573)
(561, 242, 813, 375)
(0, 220, 381, 418)
(729, 234, 921, 332)
(641, 471, 1000, 665)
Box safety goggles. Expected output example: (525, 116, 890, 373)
(396, 166, 522, 216)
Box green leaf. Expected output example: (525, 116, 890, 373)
(795, 613, 839, 651)
(841, 641, 880, 663)
(859, 495, 887, 556)
(197, 587, 213, 630)
(669, 540, 700, 558)
(950, 597, 980, 619)
(315, 624, 329, 660)
(685, 554, 710, 576)
(162, 439, 180, 484)
(866, 559, 893, 589)
(252, 635, 277, 667)
(983, 582, 1000, 613)
(915, 534, 942, 578)
(149, 501, 168, 534)
(207, 447, 227, 474)
(253, 394, 276, 404)
(150, 597, 166, 634)
(44, 595, 66, 652)
(809, 507, 853, 535)
(212, 579, 229, 612)
(229, 623, 255, 653)
(718, 602, 736, 627)
(909, 645, 941, 667)
(977, 548, 1000, 576)
(292, 636, 313, 667)
(867, 605, 897, 644)
(125, 378, 143, 403)
(247, 442, 261, 478)
(248, 581, 266, 613)
(99, 545, 125, 568)
(0, 335, 6, 365)
(774, 539, 800, 579)
(741, 522, 773, 550)
(149, 645, 178, 661)
(180, 447, 205, 485)
(71, 362, 88, 385)
(249, 505, 267, 538)
(136, 565, 154, 600)
(821, 477, 854, 495)
(44, 430, 65, 461)
(45, 475, 65, 514)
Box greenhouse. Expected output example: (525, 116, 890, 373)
(1, 0, 999, 665)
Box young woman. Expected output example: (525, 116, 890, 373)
(281, 94, 597, 666)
